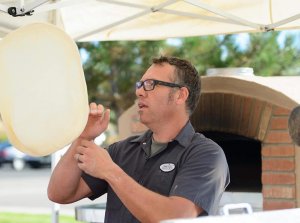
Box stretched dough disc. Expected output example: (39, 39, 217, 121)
(0, 23, 89, 156)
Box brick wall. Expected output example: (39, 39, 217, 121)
(262, 106, 297, 210)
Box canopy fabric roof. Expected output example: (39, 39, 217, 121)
(1, 0, 300, 41)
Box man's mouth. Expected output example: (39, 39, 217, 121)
(138, 102, 147, 110)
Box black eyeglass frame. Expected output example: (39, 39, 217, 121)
(136, 79, 183, 91)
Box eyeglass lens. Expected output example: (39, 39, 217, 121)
(143, 80, 155, 90)
(136, 80, 155, 91)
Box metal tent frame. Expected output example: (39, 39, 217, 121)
(1, 0, 300, 41)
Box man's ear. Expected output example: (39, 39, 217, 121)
(176, 87, 189, 104)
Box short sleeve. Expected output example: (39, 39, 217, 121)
(169, 139, 229, 215)
(82, 172, 108, 200)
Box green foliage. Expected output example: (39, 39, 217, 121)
(0, 133, 7, 141)
(221, 32, 300, 76)
(169, 36, 226, 75)
(77, 31, 300, 123)
(0, 212, 82, 223)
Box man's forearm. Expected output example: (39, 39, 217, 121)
(105, 165, 200, 223)
(47, 138, 84, 203)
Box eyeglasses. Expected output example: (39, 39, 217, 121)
(136, 79, 183, 91)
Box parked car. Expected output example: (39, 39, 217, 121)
(0, 141, 11, 167)
(0, 141, 51, 170)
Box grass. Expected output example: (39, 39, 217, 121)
(0, 212, 84, 223)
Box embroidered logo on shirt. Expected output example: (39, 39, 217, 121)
(160, 163, 175, 172)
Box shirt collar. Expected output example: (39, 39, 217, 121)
(130, 121, 195, 148)
(130, 130, 152, 143)
(173, 121, 195, 147)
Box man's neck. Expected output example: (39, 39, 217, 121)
(151, 118, 188, 143)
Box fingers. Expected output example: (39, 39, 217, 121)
(102, 109, 110, 126)
(81, 139, 98, 148)
(89, 103, 105, 116)
(97, 104, 104, 115)
(74, 144, 85, 163)
(89, 102, 96, 114)
(74, 142, 90, 163)
(77, 144, 87, 154)
(74, 153, 81, 162)
(76, 140, 98, 156)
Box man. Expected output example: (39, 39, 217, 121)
(288, 105, 300, 146)
(48, 56, 230, 223)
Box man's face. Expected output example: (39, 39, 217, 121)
(135, 63, 179, 126)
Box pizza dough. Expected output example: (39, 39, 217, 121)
(0, 23, 89, 156)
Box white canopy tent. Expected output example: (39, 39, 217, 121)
(1, 0, 300, 41)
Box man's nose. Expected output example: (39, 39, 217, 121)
(135, 86, 146, 97)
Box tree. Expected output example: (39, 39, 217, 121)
(220, 32, 300, 76)
(77, 31, 300, 124)
(166, 36, 227, 75)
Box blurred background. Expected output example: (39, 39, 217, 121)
(1, 30, 300, 222)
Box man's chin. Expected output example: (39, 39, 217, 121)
(139, 117, 146, 125)
(139, 115, 148, 125)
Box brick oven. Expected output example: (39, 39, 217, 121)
(118, 74, 300, 212)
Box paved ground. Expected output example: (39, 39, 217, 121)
(0, 163, 262, 221)
(0, 164, 106, 218)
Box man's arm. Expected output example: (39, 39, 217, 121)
(107, 165, 203, 222)
(76, 140, 203, 223)
(47, 103, 110, 204)
(47, 138, 92, 204)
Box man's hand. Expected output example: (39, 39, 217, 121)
(75, 140, 116, 180)
(79, 103, 110, 141)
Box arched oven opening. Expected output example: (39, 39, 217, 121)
(202, 131, 262, 211)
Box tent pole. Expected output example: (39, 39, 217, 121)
(51, 151, 62, 223)
(75, 0, 179, 41)
(266, 14, 300, 31)
(0, 3, 8, 12)
(160, 8, 243, 25)
(75, 10, 150, 41)
(0, 0, 49, 16)
(51, 202, 60, 223)
(35, 0, 94, 13)
(19, 0, 25, 11)
(97, 0, 148, 9)
(184, 0, 262, 30)
(21, 0, 49, 12)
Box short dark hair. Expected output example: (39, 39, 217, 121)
(152, 56, 201, 115)
(288, 105, 300, 146)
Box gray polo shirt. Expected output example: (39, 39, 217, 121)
(82, 121, 230, 223)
